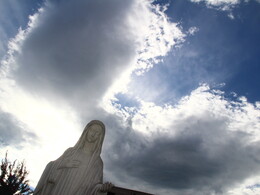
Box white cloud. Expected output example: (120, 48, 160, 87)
(190, 0, 238, 11)
(107, 84, 260, 140)
(228, 12, 235, 19)
(187, 26, 199, 35)
(131, 3, 185, 75)
(190, 0, 260, 11)
(191, 0, 240, 6)
(227, 176, 260, 195)
(0, 78, 81, 185)
(103, 1, 185, 98)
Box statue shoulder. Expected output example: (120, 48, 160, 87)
(55, 147, 74, 161)
(61, 147, 74, 157)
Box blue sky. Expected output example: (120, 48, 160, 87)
(0, 0, 259, 195)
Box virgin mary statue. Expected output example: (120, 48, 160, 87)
(34, 120, 113, 195)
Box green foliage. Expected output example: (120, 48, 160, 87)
(0, 152, 33, 195)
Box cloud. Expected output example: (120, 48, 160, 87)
(189, 0, 260, 11)
(0, 27, 8, 60)
(1, 0, 259, 194)
(0, 109, 37, 147)
(1, 0, 184, 112)
(4, 0, 136, 107)
(187, 26, 199, 35)
(104, 85, 260, 194)
(0, 0, 185, 187)
(0, 0, 42, 60)
(190, 0, 240, 10)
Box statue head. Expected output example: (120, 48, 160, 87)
(74, 120, 105, 155)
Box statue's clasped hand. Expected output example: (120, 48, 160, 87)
(99, 182, 114, 193)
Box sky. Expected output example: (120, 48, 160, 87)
(0, 0, 259, 194)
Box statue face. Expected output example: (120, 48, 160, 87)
(86, 124, 102, 143)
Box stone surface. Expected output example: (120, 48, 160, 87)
(34, 120, 113, 195)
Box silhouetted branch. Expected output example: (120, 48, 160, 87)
(0, 151, 33, 195)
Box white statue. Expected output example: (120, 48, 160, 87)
(34, 120, 113, 195)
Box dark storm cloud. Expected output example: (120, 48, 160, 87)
(0, 110, 37, 147)
(10, 0, 136, 108)
(103, 115, 260, 194)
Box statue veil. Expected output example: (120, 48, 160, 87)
(74, 120, 105, 155)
